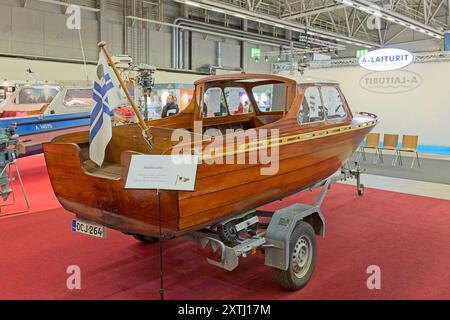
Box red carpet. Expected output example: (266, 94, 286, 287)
(0, 154, 60, 217)
(0, 155, 449, 299)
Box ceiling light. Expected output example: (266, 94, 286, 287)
(185, 0, 201, 7)
(211, 8, 225, 13)
(372, 11, 382, 17)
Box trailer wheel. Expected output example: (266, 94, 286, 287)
(132, 234, 158, 243)
(274, 221, 317, 290)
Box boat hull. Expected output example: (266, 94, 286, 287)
(0, 113, 90, 155)
(43, 123, 373, 239)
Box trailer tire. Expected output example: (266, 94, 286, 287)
(132, 234, 158, 243)
(274, 221, 317, 290)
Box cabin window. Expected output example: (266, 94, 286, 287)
(202, 87, 228, 117)
(223, 87, 253, 115)
(17, 86, 59, 104)
(299, 86, 325, 124)
(64, 89, 94, 107)
(321, 86, 346, 119)
(252, 83, 286, 112)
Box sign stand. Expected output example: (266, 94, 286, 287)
(125, 154, 199, 300)
(156, 188, 164, 300)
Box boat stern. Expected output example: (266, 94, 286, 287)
(43, 141, 180, 238)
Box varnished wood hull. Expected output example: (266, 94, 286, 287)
(43, 73, 378, 239)
(43, 122, 374, 239)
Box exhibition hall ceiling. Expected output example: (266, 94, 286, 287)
(184, 0, 448, 45)
(18, 0, 449, 48)
(5, 0, 448, 69)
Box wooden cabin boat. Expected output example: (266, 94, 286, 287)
(43, 73, 377, 240)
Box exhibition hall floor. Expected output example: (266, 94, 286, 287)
(0, 155, 449, 300)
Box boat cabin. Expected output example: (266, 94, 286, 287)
(50, 73, 354, 181)
(0, 84, 94, 118)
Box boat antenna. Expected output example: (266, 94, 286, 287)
(97, 41, 154, 149)
(78, 29, 90, 85)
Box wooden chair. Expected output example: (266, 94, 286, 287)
(359, 133, 381, 163)
(397, 135, 420, 168)
(380, 134, 399, 165)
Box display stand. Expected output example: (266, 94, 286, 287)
(125, 154, 198, 300)
(156, 188, 164, 300)
(0, 156, 30, 217)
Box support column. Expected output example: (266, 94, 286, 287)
(97, 0, 107, 43)
(241, 20, 249, 70)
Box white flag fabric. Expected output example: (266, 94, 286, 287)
(89, 50, 122, 166)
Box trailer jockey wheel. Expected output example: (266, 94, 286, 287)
(274, 221, 317, 290)
(132, 234, 159, 243)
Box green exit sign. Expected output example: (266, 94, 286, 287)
(356, 48, 369, 58)
(251, 47, 261, 59)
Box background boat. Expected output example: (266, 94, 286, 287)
(0, 83, 93, 155)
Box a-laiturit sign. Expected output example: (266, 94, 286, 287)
(359, 48, 413, 71)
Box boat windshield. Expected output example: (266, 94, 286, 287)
(252, 83, 286, 112)
(16, 86, 60, 104)
(64, 88, 94, 107)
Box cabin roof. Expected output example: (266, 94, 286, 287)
(280, 73, 339, 85)
(194, 73, 339, 86)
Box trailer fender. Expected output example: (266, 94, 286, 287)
(264, 203, 325, 271)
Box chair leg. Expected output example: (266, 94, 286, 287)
(360, 147, 366, 161)
(392, 151, 399, 166)
(356, 150, 360, 162)
(378, 149, 384, 164)
(373, 149, 378, 164)
(414, 152, 421, 168)
(398, 152, 403, 166)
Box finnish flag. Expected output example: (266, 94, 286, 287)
(89, 50, 122, 166)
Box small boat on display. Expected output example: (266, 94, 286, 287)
(43, 72, 378, 240)
(0, 83, 93, 155)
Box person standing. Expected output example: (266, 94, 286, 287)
(161, 94, 179, 118)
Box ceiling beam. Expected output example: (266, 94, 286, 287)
(281, 4, 348, 20)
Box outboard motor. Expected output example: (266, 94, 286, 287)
(0, 124, 20, 200)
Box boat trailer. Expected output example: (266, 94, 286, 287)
(187, 164, 364, 290)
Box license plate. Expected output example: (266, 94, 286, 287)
(72, 219, 107, 239)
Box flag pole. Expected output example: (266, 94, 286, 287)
(97, 41, 153, 148)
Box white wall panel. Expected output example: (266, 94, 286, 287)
(148, 29, 172, 68)
(11, 7, 45, 55)
(191, 34, 217, 68)
(305, 62, 450, 147)
(0, 5, 12, 52)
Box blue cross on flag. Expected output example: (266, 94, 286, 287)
(89, 50, 122, 166)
